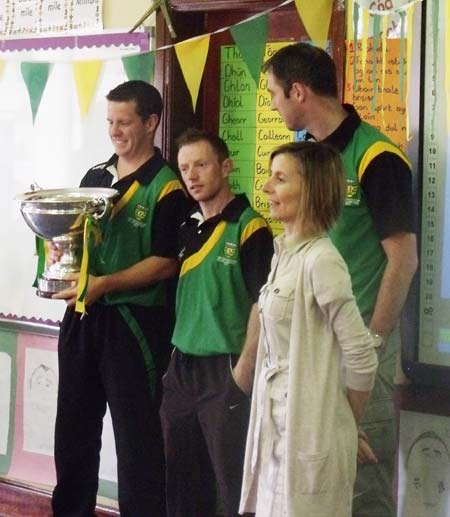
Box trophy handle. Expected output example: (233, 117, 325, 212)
(87, 197, 111, 220)
(30, 181, 43, 192)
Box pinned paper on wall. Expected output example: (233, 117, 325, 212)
(8, 333, 58, 486)
(70, 0, 102, 32)
(23, 347, 58, 456)
(4, 331, 118, 495)
(9, 0, 39, 36)
(344, 38, 408, 150)
(398, 410, 450, 517)
(0, 0, 103, 35)
(219, 41, 298, 236)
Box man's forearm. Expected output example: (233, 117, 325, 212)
(100, 255, 178, 296)
(370, 233, 418, 337)
(53, 255, 178, 306)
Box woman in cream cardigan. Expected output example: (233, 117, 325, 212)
(239, 141, 379, 517)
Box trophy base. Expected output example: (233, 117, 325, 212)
(36, 277, 76, 298)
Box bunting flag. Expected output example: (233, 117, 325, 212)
(72, 60, 103, 118)
(21, 62, 51, 123)
(0, 0, 339, 120)
(230, 14, 269, 85)
(122, 51, 155, 83)
(175, 35, 211, 112)
(294, 0, 333, 49)
(4, 0, 423, 123)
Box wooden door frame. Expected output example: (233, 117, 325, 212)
(155, 0, 345, 163)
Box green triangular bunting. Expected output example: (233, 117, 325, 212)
(122, 52, 155, 83)
(230, 14, 269, 85)
(21, 62, 51, 123)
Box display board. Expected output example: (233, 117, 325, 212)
(402, 0, 450, 387)
(219, 40, 299, 235)
(418, 0, 450, 366)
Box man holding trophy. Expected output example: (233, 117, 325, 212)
(48, 80, 188, 516)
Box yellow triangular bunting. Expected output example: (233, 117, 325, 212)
(294, 0, 333, 49)
(175, 35, 211, 112)
(72, 60, 103, 118)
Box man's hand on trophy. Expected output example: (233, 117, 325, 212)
(52, 273, 107, 307)
(52, 273, 79, 306)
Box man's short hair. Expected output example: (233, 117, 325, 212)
(269, 141, 345, 234)
(262, 43, 338, 98)
(106, 80, 162, 122)
(176, 128, 230, 163)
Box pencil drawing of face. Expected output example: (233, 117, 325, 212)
(29, 364, 57, 395)
(24, 361, 58, 456)
(405, 431, 450, 515)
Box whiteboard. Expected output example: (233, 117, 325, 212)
(0, 33, 150, 323)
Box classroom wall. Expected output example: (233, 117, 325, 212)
(103, 0, 156, 30)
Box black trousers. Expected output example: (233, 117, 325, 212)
(160, 350, 251, 517)
(52, 303, 171, 517)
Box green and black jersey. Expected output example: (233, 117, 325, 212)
(81, 150, 188, 307)
(320, 105, 414, 317)
(173, 194, 273, 356)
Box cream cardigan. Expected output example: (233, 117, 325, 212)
(240, 235, 378, 517)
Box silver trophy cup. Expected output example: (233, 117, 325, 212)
(17, 187, 118, 298)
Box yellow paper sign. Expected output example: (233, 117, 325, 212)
(344, 38, 408, 150)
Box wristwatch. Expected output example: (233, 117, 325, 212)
(368, 329, 384, 349)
